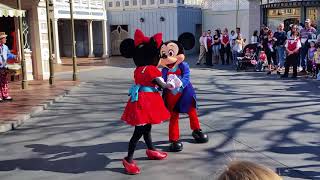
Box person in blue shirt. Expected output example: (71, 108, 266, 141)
(274, 23, 287, 70)
(0, 32, 18, 102)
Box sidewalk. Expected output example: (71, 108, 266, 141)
(0, 80, 80, 133)
(0, 57, 108, 134)
(55, 57, 109, 74)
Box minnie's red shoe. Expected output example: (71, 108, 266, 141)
(122, 158, 140, 175)
(146, 149, 168, 160)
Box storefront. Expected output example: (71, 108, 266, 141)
(261, 0, 320, 31)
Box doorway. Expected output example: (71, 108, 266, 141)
(110, 25, 129, 56)
(195, 24, 202, 53)
(284, 18, 300, 32)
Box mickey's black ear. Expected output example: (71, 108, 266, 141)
(120, 39, 135, 58)
(178, 32, 195, 50)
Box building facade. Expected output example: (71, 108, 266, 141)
(261, 0, 320, 32)
(0, 0, 53, 80)
(106, 0, 202, 55)
(51, 0, 109, 63)
(202, 0, 261, 42)
(0, 0, 110, 81)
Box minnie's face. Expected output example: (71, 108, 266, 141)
(160, 41, 185, 69)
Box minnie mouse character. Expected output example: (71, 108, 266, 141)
(120, 29, 176, 174)
(160, 40, 209, 152)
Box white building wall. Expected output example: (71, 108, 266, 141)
(108, 8, 178, 41)
(37, 0, 50, 80)
(177, 7, 202, 36)
(203, 9, 250, 40)
(248, 0, 261, 37)
(202, 0, 261, 42)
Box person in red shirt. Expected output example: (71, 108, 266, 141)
(220, 28, 231, 65)
(281, 27, 302, 78)
(205, 30, 213, 66)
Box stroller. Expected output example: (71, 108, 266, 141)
(235, 44, 267, 71)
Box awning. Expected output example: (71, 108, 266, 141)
(0, 3, 25, 17)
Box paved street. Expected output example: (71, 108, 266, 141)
(0, 56, 319, 180)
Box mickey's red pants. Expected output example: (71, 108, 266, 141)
(165, 92, 200, 142)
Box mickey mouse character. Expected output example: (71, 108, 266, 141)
(120, 29, 177, 175)
(160, 40, 209, 152)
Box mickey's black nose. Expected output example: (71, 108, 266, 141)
(161, 54, 168, 59)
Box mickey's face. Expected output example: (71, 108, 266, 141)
(160, 41, 185, 69)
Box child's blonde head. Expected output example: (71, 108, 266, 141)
(217, 161, 282, 180)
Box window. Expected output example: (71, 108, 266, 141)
(150, 0, 154, 4)
(116, 1, 120, 6)
(132, 0, 137, 5)
(160, 0, 164, 4)
(125, 1, 129, 6)
(142, 0, 146, 5)
(307, 7, 318, 26)
(169, 0, 173, 3)
(108, 2, 113, 7)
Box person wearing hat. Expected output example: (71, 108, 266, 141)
(0, 32, 18, 102)
(299, 19, 317, 74)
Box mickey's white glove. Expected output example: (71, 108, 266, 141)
(167, 80, 176, 90)
(168, 74, 183, 89)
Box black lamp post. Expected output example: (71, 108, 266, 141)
(17, 0, 27, 89)
(45, 0, 54, 85)
(69, 0, 78, 81)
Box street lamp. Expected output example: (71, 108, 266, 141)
(69, 0, 78, 81)
(45, 0, 54, 85)
(17, 0, 27, 89)
(236, 0, 240, 28)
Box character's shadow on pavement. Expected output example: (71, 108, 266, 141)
(0, 139, 193, 174)
(0, 142, 154, 174)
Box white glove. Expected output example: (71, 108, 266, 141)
(167, 74, 176, 83)
(167, 80, 176, 90)
(168, 74, 183, 89)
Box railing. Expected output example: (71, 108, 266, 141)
(53, 0, 105, 10)
(106, 0, 201, 9)
(261, 0, 320, 5)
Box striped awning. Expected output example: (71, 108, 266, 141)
(0, 3, 25, 17)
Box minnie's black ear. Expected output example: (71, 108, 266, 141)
(149, 37, 163, 49)
(178, 32, 195, 50)
(120, 39, 135, 58)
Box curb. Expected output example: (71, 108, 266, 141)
(0, 82, 84, 134)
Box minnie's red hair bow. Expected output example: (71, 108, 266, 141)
(134, 29, 162, 48)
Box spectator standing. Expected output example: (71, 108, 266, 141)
(306, 40, 317, 73)
(230, 30, 237, 63)
(205, 30, 213, 66)
(251, 30, 259, 44)
(220, 28, 231, 65)
(313, 45, 320, 78)
(232, 34, 245, 64)
(274, 23, 287, 70)
(236, 27, 241, 38)
(230, 30, 237, 41)
(299, 19, 317, 73)
(0, 32, 18, 102)
(265, 30, 278, 75)
(282, 27, 301, 78)
(212, 30, 221, 64)
(196, 32, 208, 65)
